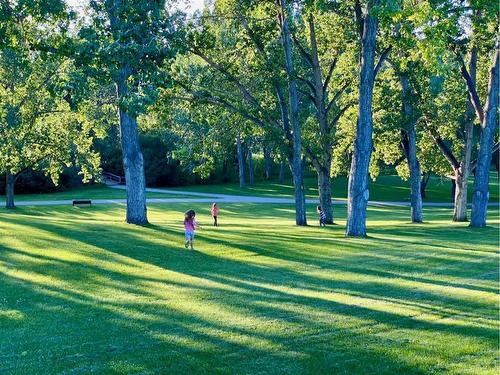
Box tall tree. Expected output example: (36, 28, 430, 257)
(172, 0, 308, 225)
(468, 49, 499, 227)
(77, 0, 182, 224)
(346, 0, 380, 237)
(293, 5, 355, 224)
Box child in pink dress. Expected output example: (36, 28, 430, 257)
(211, 203, 219, 227)
(184, 210, 197, 250)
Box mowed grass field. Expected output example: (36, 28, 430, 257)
(0, 203, 498, 374)
(4, 173, 499, 203)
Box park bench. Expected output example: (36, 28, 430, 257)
(72, 199, 92, 207)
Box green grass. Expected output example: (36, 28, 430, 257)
(3, 173, 498, 204)
(0, 203, 498, 374)
(2, 185, 193, 202)
(166, 174, 499, 203)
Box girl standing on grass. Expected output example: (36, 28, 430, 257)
(317, 205, 326, 227)
(211, 203, 219, 227)
(184, 210, 198, 250)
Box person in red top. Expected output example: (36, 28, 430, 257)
(211, 203, 219, 227)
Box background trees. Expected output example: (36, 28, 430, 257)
(1, 0, 498, 230)
(0, 0, 102, 208)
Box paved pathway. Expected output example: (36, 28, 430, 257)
(6, 185, 500, 208)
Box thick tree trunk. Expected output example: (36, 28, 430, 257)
(471, 50, 499, 227)
(263, 146, 273, 180)
(236, 133, 246, 188)
(346, 3, 378, 237)
(399, 74, 423, 223)
(279, 0, 307, 226)
(5, 171, 15, 209)
(116, 67, 148, 225)
(278, 161, 285, 184)
(247, 145, 255, 186)
(453, 169, 468, 221)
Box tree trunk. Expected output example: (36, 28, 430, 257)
(420, 172, 430, 199)
(400, 74, 422, 223)
(278, 161, 285, 184)
(454, 48, 477, 222)
(236, 133, 246, 188)
(453, 169, 468, 221)
(471, 50, 499, 227)
(288, 155, 307, 226)
(116, 67, 148, 225)
(247, 145, 255, 186)
(279, 0, 307, 226)
(346, 3, 378, 237)
(5, 171, 15, 209)
(407, 125, 423, 223)
(263, 146, 273, 180)
(317, 167, 333, 224)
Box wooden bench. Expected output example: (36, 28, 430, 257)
(72, 200, 92, 207)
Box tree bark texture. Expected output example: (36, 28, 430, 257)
(399, 74, 423, 223)
(471, 50, 499, 227)
(116, 67, 148, 225)
(346, 2, 379, 237)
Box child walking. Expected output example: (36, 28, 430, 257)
(184, 209, 198, 250)
(317, 205, 326, 227)
(211, 203, 219, 227)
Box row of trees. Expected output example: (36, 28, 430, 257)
(0, 0, 498, 236)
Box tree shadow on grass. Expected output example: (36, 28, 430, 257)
(0, 210, 498, 374)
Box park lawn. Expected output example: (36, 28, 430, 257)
(0, 185, 193, 202)
(0, 203, 498, 374)
(2, 173, 498, 204)
(164, 173, 500, 203)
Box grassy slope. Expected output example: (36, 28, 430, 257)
(0, 204, 498, 374)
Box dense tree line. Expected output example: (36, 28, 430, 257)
(0, 0, 498, 234)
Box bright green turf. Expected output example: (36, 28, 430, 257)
(166, 174, 500, 203)
(1, 185, 193, 202)
(0, 203, 498, 374)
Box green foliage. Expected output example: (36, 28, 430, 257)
(0, 0, 102, 186)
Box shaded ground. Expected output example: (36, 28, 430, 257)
(0, 204, 498, 374)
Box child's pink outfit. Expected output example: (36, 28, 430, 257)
(184, 219, 196, 240)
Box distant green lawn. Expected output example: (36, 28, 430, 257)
(2, 185, 192, 202)
(2, 173, 498, 204)
(167, 174, 500, 203)
(0, 204, 498, 374)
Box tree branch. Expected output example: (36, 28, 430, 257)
(325, 82, 349, 115)
(431, 132, 460, 171)
(323, 58, 338, 94)
(456, 51, 484, 123)
(374, 46, 392, 78)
